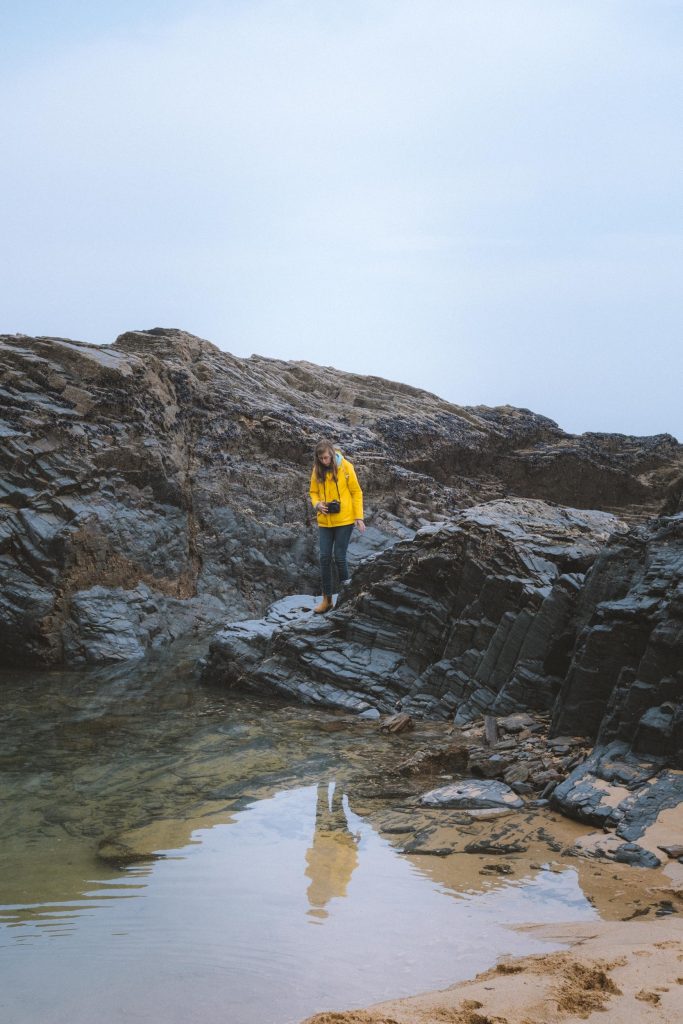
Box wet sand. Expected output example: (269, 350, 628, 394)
(302, 916, 683, 1023)
(300, 789, 683, 1024)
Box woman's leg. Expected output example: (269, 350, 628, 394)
(318, 527, 334, 597)
(331, 524, 354, 585)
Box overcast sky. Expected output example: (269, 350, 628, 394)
(1, 1, 681, 439)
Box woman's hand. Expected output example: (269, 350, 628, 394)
(316, 501, 328, 513)
(355, 518, 366, 533)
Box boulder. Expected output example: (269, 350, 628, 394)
(419, 779, 524, 810)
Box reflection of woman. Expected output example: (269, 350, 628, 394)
(305, 781, 359, 920)
(309, 439, 365, 614)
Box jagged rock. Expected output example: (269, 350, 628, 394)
(504, 765, 530, 785)
(2, 328, 681, 668)
(616, 844, 662, 870)
(483, 714, 499, 746)
(379, 712, 415, 734)
(634, 704, 678, 757)
(550, 515, 683, 767)
(572, 832, 662, 868)
(494, 738, 518, 751)
(202, 498, 626, 717)
(552, 741, 683, 844)
(419, 779, 524, 810)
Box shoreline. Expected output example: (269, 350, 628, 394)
(297, 711, 683, 1023)
(302, 916, 683, 1023)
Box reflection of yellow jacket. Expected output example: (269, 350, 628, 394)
(305, 831, 359, 911)
(305, 782, 359, 917)
(309, 454, 363, 527)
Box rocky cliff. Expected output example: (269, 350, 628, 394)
(2, 327, 682, 859)
(2, 327, 680, 670)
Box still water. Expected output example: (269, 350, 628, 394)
(0, 642, 596, 1024)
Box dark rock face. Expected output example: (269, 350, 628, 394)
(542, 514, 683, 843)
(3, 327, 680, 669)
(3, 326, 682, 853)
(202, 502, 682, 850)
(202, 498, 623, 720)
(551, 515, 683, 759)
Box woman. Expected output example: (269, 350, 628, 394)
(309, 438, 365, 613)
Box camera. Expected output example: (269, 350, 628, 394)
(326, 500, 341, 514)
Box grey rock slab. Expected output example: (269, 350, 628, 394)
(419, 779, 525, 810)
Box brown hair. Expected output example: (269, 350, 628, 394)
(313, 438, 338, 484)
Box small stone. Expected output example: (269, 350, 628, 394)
(547, 736, 583, 749)
(658, 844, 683, 859)
(379, 712, 414, 734)
(534, 769, 565, 786)
(540, 780, 558, 799)
(465, 840, 528, 855)
(498, 713, 536, 734)
(468, 753, 511, 779)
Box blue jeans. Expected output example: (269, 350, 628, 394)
(318, 524, 354, 597)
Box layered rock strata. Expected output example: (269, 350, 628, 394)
(3, 327, 680, 668)
(201, 498, 624, 721)
(203, 505, 683, 859)
(3, 326, 682, 857)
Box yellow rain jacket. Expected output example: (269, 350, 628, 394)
(309, 452, 364, 527)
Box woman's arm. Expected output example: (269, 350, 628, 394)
(309, 471, 327, 513)
(345, 462, 364, 522)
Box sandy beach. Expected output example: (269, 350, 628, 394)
(302, 916, 683, 1024)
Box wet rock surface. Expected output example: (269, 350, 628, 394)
(2, 327, 681, 669)
(202, 503, 682, 852)
(419, 780, 525, 811)
(2, 327, 682, 859)
(202, 498, 625, 716)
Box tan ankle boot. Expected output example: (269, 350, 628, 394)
(314, 595, 333, 614)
